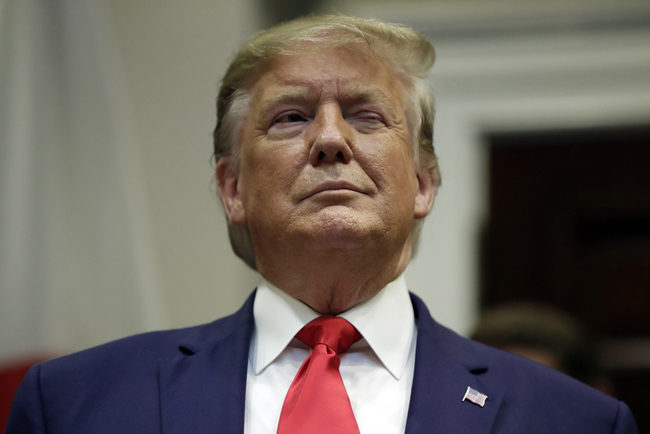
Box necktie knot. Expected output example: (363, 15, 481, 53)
(277, 316, 362, 434)
(296, 316, 362, 354)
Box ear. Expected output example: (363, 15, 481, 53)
(414, 168, 436, 219)
(216, 157, 247, 226)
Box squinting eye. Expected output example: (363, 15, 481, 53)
(352, 111, 385, 124)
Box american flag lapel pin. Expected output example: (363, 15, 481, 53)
(462, 386, 488, 407)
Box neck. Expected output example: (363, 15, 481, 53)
(256, 240, 412, 315)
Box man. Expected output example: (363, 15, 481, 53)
(7, 15, 638, 434)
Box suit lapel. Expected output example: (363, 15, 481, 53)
(158, 293, 255, 434)
(405, 295, 506, 434)
(156, 291, 505, 434)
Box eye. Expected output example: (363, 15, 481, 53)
(274, 112, 308, 124)
(348, 110, 387, 131)
(355, 111, 384, 122)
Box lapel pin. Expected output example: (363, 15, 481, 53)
(462, 386, 488, 407)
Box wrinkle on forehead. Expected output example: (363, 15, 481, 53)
(337, 83, 400, 116)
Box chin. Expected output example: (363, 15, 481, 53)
(299, 212, 385, 249)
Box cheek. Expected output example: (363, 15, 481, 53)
(239, 141, 305, 204)
(366, 137, 417, 191)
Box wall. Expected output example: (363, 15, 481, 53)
(107, 0, 262, 329)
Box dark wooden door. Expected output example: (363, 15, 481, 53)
(484, 125, 650, 432)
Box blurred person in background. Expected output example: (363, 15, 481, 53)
(471, 302, 614, 396)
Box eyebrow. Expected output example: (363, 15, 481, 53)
(256, 82, 399, 121)
(257, 87, 313, 121)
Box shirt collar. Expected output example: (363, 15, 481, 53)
(251, 274, 415, 380)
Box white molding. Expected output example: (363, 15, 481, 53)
(341, 0, 650, 39)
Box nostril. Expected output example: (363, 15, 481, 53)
(336, 151, 343, 159)
(318, 151, 325, 160)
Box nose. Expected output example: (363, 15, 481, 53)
(308, 105, 353, 166)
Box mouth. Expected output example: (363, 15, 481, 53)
(303, 180, 365, 200)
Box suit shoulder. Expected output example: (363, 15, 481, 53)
(8, 296, 255, 433)
(411, 300, 638, 433)
(46, 326, 195, 369)
(37, 293, 254, 385)
(440, 324, 613, 400)
(414, 296, 615, 406)
(439, 327, 637, 432)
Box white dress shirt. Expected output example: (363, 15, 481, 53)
(244, 275, 417, 434)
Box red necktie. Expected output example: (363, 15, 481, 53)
(277, 316, 362, 434)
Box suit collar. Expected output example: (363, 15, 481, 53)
(406, 294, 506, 434)
(158, 292, 256, 434)
(175, 291, 257, 355)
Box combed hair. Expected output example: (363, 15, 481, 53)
(213, 15, 440, 270)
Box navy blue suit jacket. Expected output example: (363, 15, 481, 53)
(6, 292, 638, 433)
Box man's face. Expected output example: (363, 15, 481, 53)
(218, 46, 434, 265)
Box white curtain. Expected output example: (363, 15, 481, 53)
(0, 0, 166, 361)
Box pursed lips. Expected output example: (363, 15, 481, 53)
(302, 180, 366, 201)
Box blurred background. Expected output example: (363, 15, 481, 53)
(1, 0, 649, 430)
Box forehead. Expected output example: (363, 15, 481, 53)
(248, 45, 407, 108)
